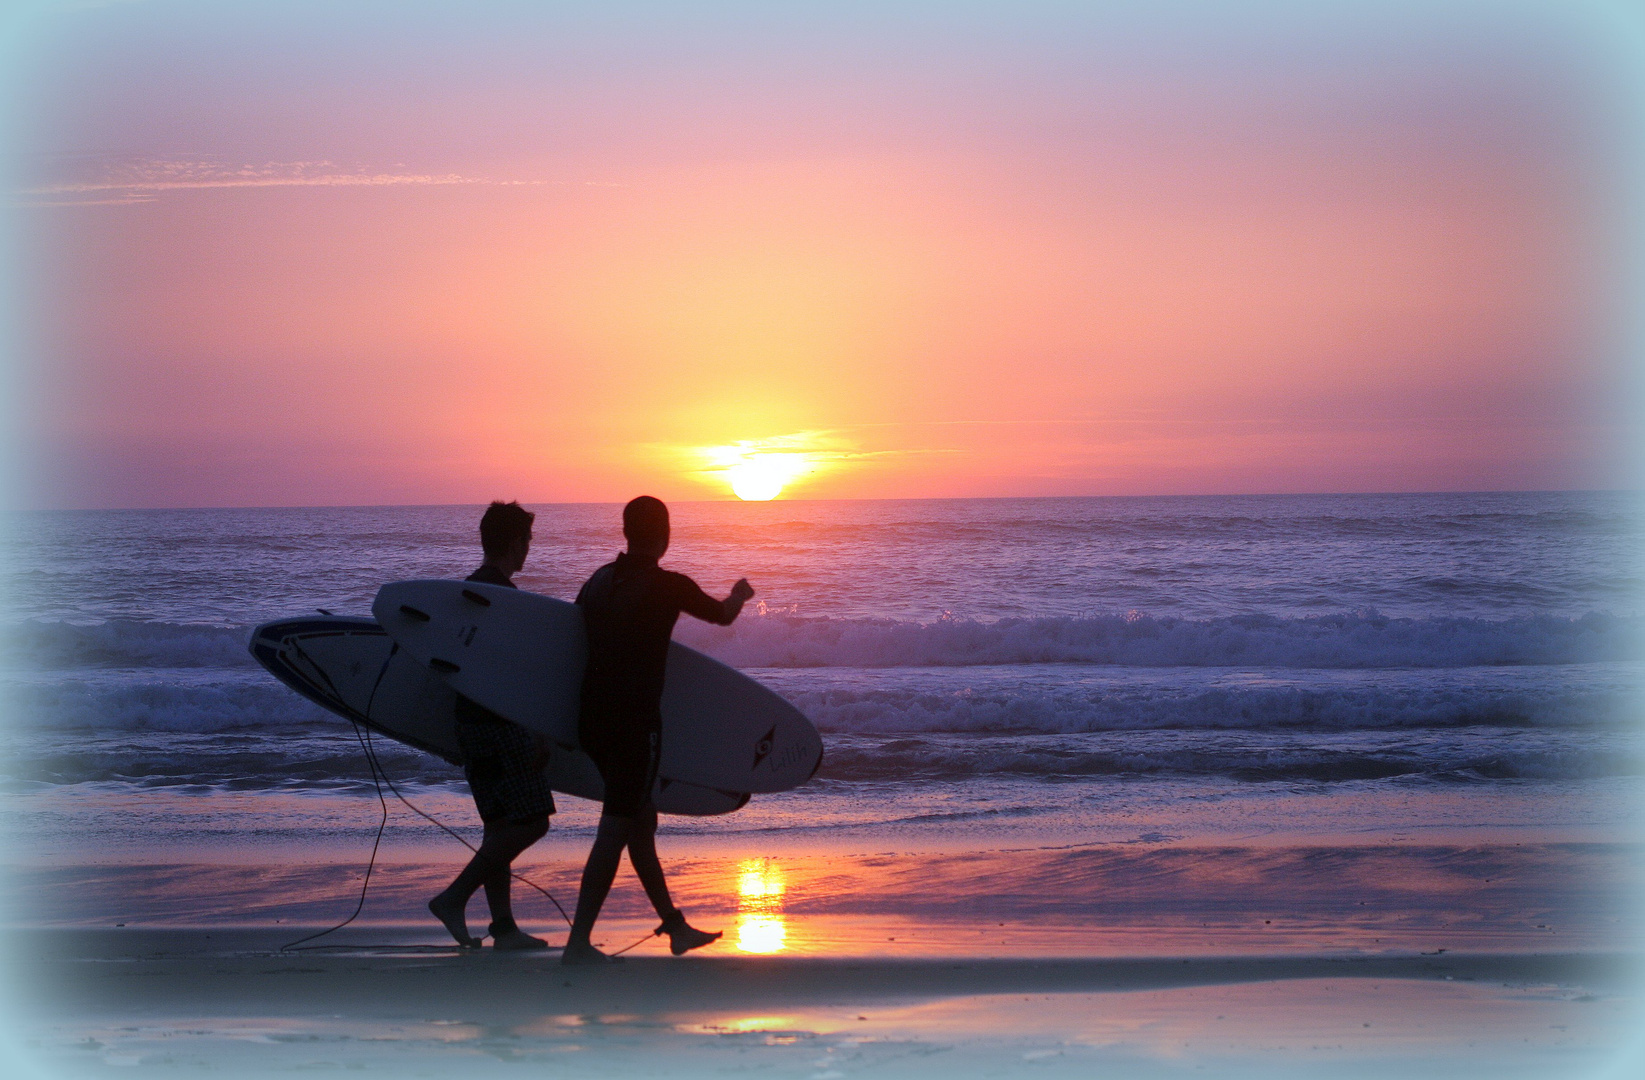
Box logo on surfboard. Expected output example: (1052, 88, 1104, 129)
(751, 725, 777, 770)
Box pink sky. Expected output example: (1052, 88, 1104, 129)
(11, 1, 1635, 507)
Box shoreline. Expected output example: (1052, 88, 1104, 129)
(19, 929, 1639, 1009)
(8, 931, 1641, 1077)
(7, 838, 1635, 959)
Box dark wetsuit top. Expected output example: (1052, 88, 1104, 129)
(576, 552, 737, 732)
(575, 553, 737, 813)
(455, 564, 554, 822)
(466, 564, 514, 589)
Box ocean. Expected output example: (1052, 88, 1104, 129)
(3, 491, 1641, 953)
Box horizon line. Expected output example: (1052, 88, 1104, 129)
(9, 487, 1631, 514)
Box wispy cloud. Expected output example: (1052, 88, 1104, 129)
(17, 157, 618, 206)
(689, 430, 902, 468)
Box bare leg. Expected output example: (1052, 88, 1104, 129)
(482, 816, 548, 933)
(430, 816, 548, 947)
(562, 812, 631, 964)
(487, 816, 551, 949)
(616, 807, 722, 957)
(563, 806, 721, 963)
(624, 807, 676, 918)
(481, 865, 515, 931)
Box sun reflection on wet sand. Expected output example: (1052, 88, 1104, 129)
(668, 976, 1637, 1064)
(34, 971, 1634, 1078)
(735, 858, 787, 954)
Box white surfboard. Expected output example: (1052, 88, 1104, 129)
(248, 615, 749, 816)
(373, 580, 824, 795)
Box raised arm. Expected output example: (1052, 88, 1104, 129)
(674, 573, 755, 626)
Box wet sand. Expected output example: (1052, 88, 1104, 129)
(7, 821, 1642, 1074)
(6, 930, 1640, 1077)
(10, 838, 1639, 955)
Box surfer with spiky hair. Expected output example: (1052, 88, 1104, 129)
(428, 501, 557, 951)
(563, 495, 754, 964)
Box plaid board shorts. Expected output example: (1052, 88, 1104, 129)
(454, 697, 555, 824)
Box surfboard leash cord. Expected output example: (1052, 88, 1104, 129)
(281, 724, 655, 957)
(277, 719, 393, 951)
(280, 719, 578, 951)
(356, 726, 656, 959)
(277, 638, 411, 951)
(277, 639, 653, 957)
(359, 724, 575, 925)
(352, 637, 572, 926)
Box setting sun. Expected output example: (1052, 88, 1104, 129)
(691, 436, 850, 500)
(726, 454, 808, 501)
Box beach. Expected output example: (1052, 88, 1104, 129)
(4, 494, 1643, 1074)
(6, 815, 1643, 1074)
(9, 930, 1638, 1078)
(11, 0, 1644, 1069)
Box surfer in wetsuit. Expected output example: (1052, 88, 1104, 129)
(428, 501, 557, 950)
(562, 496, 754, 964)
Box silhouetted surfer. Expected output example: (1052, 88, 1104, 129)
(428, 501, 556, 950)
(562, 496, 754, 964)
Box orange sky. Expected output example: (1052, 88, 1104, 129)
(11, 1, 1634, 507)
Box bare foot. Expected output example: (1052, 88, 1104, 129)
(491, 928, 551, 951)
(657, 911, 721, 956)
(428, 893, 481, 948)
(561, 940, 624, 965)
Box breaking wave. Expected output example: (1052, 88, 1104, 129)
(5, 620, 254, 671)
(8, 609, 1638, 673)
(8, 665, 1628, 739)
(678, 610, 1636, 669)
(6, 675, 331, 733)
(785, 682, 1626, 735)
(7, 726, 1634, 790)
(814, 734, 1642, 784)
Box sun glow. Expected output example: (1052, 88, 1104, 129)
(694, 435, 852, 501)
(725, 454, 809, 501)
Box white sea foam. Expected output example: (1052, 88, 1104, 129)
(781, 681, 1626, 735)
(6, 675, 329, 733)
(814, 732, 1640, 784)
(682, 610, 1637, 668)
(5, 723, 1633, 789)
(8, 659, 1628, 744)
(8, 609, 1637, 673)
(5, 497, 1637, 848)
(5, 619, 254, 671)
